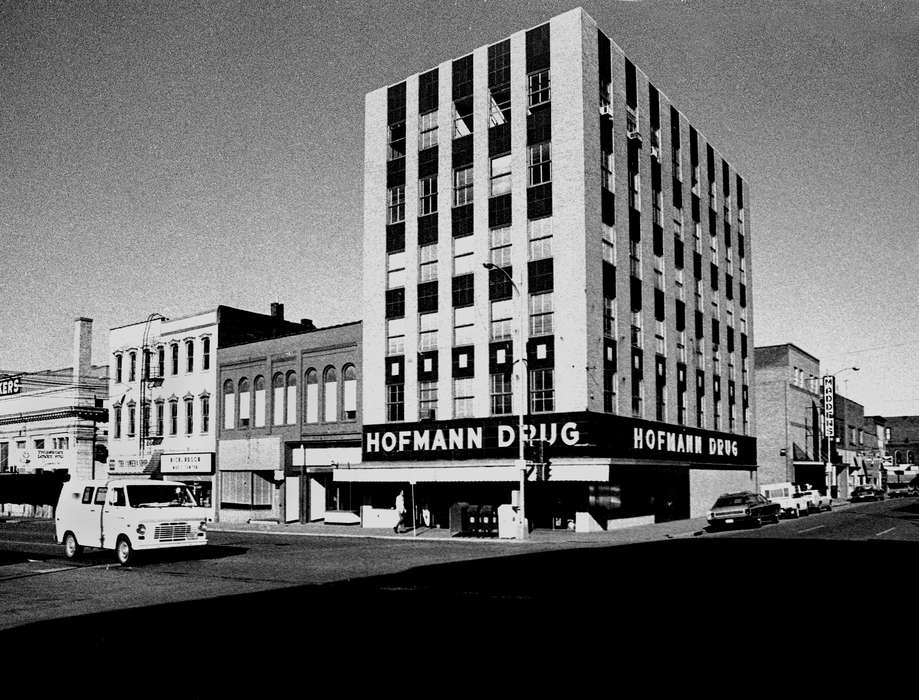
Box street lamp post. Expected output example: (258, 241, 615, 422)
(823, 366, 859, 498)
(484, 262, 528, 539)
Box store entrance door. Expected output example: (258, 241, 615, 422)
(285, 476, 300, 522)
(309, 476, 326, 521)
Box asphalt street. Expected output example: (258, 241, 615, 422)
(2, 496, 917, 671)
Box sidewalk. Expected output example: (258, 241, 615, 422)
(210, 514, 714, 547)
(210, 498, 855, 546)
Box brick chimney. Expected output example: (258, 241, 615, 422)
(73, 317, 93, 386)
(270, 302, 284, 320)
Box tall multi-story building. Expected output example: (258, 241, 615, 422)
(108, 304, 310, 509)
(353, 7, 757, 530)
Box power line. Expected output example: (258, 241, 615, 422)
(821, 339, 919, 358)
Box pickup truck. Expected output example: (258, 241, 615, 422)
(798, 488, 832, 513)
(760, 482, 811, 518)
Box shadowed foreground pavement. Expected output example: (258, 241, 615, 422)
(5, 535, 910, 657)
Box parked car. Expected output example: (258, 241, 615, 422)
(760, 482, 811, 518)
(850, 486, 885, 502)
(798, 488, 832, 512)
(707, 491, 781, 530)
(886, 483, 912, 498)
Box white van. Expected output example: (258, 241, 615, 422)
(760, 482, 811, 518)
(55, 478, 209, 566)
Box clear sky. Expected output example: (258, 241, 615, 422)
(2, 0, 917, 415)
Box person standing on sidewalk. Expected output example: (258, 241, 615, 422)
(394, 489, 407, 533)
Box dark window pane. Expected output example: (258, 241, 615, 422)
(418, 281, 438, 313)
(452, 274, 474, 307)
(385, 288, 405, 319)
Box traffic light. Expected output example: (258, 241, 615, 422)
(523, 438, 537, 463)
(93, 443, 108, 463)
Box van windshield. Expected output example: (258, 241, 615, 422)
(126, 484, 198, 508)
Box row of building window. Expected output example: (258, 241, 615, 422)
(386, 367, 555, 422)
(113, 395, 209, 439)
(792, 366, 820, 393)
(114, 337, 211, 383)
(222, 366, 358, 430)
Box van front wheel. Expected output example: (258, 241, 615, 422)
(116, 536, 133, 566)
(63, 532, 82, 559)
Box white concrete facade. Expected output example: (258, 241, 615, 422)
(0, 318, 107, 480)
(360, 8, 757, 522)
(108, 310, 218, 483)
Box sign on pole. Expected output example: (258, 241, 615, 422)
(822, 376, 835, 438)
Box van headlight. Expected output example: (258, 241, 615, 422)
(136, 524, 146, 540)
(198, 520, 207, 533)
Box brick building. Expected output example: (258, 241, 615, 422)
(878, 415, 919, 487)
(754, 343, 822, 487)
(755, 342, 881, 497)
(217, 321, 362, 524)
(108, 304, 310, 510)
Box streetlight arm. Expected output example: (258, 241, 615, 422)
(483, 262, 521, 296)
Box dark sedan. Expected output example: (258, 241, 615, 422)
(850, 486, 885, 502)
(707, 491, 781, 530)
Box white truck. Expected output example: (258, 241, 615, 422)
(760, 482, 812, 518)
(55, 478, 209, 566)
(798, 486, 832, 512)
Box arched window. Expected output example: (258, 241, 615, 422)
(202, 337, 211, 371)
(184, 396, 195, 435)
(114, 353, 123, 384)
(171, 343, 180, 375)
(200, 394, 210, 433)
(127, 401, 136, 436)
(305, 369, 319, 423)
(254, 375, 266, 427)
(128, 351, 137, 382)
(156, 346, 165, 378)
(894, 450, 902, 465)
(114, 404, 122, 439)
(272, 373, 285, 426)
(324, 367, 338, 422)
(185, 340, 195, 373)
(285, 371, 297, 424)
(223, 379, 236, 430)
(908, 451, 915, 465)
(239, 378, 251, 427)
(169, 398, 178, 435)
(343, 365, 357, 420)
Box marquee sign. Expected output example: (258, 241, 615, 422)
(823, 376, 835, 438)
(161, 452, 214, 474)
(362, 412, 756, 467)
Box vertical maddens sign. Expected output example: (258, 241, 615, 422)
(823, 376, 835, 438)
(362, 412, 757, 467)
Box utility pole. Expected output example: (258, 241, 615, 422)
(484, 262, 528, 539)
